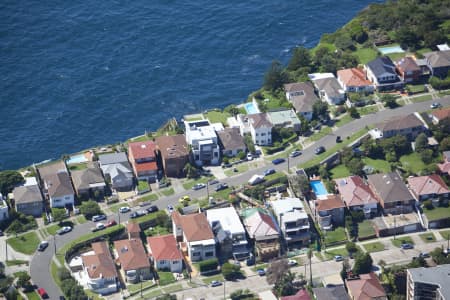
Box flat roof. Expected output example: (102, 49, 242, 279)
(206, 206, 246, 235)
(409, 264, 450, 298)
(271, 197, 305, 215)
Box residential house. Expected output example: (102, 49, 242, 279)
(367, 171, 416, 215)
(13, 185, 43, 217)
(147, 234, 183, 273)
(309, 73, 346, 105)
(0, 200, 9, 222)
(284, 82, 319, 121)
(38, 161, 75, 208)
(313, 285, 349, 300)
(395, 57, 421, 83)
(438, 151, 450, 176)
(184, 120, 221, 166)
(127, 222, 141, 239)
(335, 176, 379, 217)
(207, 206, 250, 260)
(71, 163, 106, 199)
(267, 109, 301, 133)
(407, 174, 450, 201)
(346, 273, 387, 300)
(98, 152, 134, 191)
(369, 113, 427, 141)
(313, 194, 345, 230)
(128, 141, 158, 182)
(413, 57, 431, 77)
(423, 50, 450, 78)
(241, 208, 280, 261)
(364, 56, 403, 91)
(430, 107, 450, 125)
(155, 135, 189, 178)
(247, 113, 273, 146)
(281, 289, 312, 300)
(217, 128, 246, 157)
(171, 211, 216, 262)
(113, 239, 152, 283)
(81, 241, 118, 295)
(407, 264, 450, 300)
(271, 197, 310, 247)
(337, 68, 374, 93)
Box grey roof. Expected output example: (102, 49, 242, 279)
(101, 163, 133, 181)
(314, 77, 343, 98)
(313, 286, 349, 300)
(286, 82, 319, 113)
(366, 56, 397, 77)
(13, 185, 43, 204)
(377, 114, 424, 132)
(71, 165, 105, 191)
(46, 172, 74, 197)
(217, 128, 246, 151)
(98, 152, 129, 165)
(408, 264, 450, 299)
(248, 113, 272, 129)
(182, 203, 200, 215)
(367, 171, 414, 203)
(424, 50, 450, 68)
(444, 151, 450, 161)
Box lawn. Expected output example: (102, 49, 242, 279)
(162, 283, 183, 293)
(202, 274, 224, 285)
(210, 187, 232, 201)
(184, 114, 204, 121)
(362, 158, 391, 173)
(137, 180, 150, 192)
(182, 177, 211, 190)
(46, 224, 62, 235)
(138, 193, 159, 202)
(363, 242, 385, 253)
(75, 215, 87, 224)
(411, 94, 433, 103)
(251, 263, 268, 272)
(5, 259, 28, 266)
(157, 271, 176, 286)
(335, 114, 354, 128)
(108, 202, 124, 213)
(68, 163, 88, 171)
(308, 127, 332, 142)
(391, 236, 414, 248)
(324, 227, 348, 246)
(224, 164, 250, 177)
(400, 152, 426, 174)
(161, 187, 175, 196)
(128, 280, 156, 293)
(204, 110, 231, 125)
(423, 205, 450, 221)
(25, 291, 40, 300)
(7, 231, 41, 255)
(354, 46, 378, 64)
(357, 105, 379, 116)
(358, 220, 376, 239)
(419, 232, 436, 243)
(407, 84, 426, 94)
(330, 164, 351, 179)
(324, 247, 348, 260)
(386, 52, 408, 61)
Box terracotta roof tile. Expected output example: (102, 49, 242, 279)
(335, 176, 378, 207)
(114, 239, 150, 271)
(147, 234, 183, 261)
(134, 161, 158, 172)
(82, 241, 118, 279)
(315, 194, 345, 211)
(172, 211, 214, 242)
(431, 107, 450, 121)
(128, 141, 156, 160)
(407, 174, 450, 197)
(337, 68, 372, 87)
(346, 273, 386, 300)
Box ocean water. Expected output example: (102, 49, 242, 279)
(0, 0, 381, 170)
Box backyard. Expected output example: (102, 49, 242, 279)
(7, 231, 41, 255)
(330, 164, 351, 179)
(358, 220, 376, 239)
(324, 227, 348, 246)
(363, 241, 385, 253)
(362, 158, 392, 173)
(423, 205, 450, 222)
(204, 110, 231, 125)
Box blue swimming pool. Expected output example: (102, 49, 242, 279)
(378, 45, 404, 55)
(310, 180, 328, 196)
(245, 102, 260, 114)
(66, 153, 87, 165)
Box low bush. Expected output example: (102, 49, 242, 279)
(199, 258, 219, 273)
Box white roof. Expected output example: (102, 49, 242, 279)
(308, 72, 335, 81)
(186, 123, 218, 143)
(206, 206, 246, 235)
(258, 291, 278, 300)
(271, 197, 304, 215)
(437, 43, 450, 51)
(24, 177, 38, 186)
(210, 122, 224, 132)
(283, 210, 308, 222)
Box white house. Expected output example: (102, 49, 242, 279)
(147, 235, 183, 273)
(309, 73, 346, 105)
(247, 113, 273, 146)
(184, 120, 221, 166)
(37, 161, 75, 208)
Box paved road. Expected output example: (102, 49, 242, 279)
(29, 96, 450, 298)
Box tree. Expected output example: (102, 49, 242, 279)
(266, 259, 289, 285)
(288, 174, 310, 197)
(414, 133, 428, 152)
(380, 94, 398, 109)
(244, 134, 256, 154)
(183, 162, 198, 179)
(51, 208, 67, 224)
(0, 170, 24, 196)
(439, 137, 450, 152)
(318, 165, 330, 180)
(346, 242, 358, 254)
(263, 60, 288, 91)
(6, 220, 23, 237)
(16, 272, 30, 288)
(308, 249, 313, 285)
(419, 149, 433, 165)
(224, 104, 240, 117)
(347, 158, 364, 176)
(287, 47, 311, 71)
(222, 262, 241, 280)
(348, 106, 360, 119)
(297, 114, 310, 135)
(79, 200, 102, 219)
(237, 150, 246, 160)
(273, 271, 296, 297)
(352, 252, 373, 275)
(312, 101, 328, 119)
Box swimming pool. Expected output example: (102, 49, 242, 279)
(310, 180, 328, 196)
(66, 153, 87, 165)
(378, 45, 404, 55)
(245, 102, 260, 114)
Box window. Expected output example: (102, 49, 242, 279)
(172, 260, 179, 264)
(192, 252, 200, 257)
(205, 251, 214, 257)
(255, 133, 259, 136)
(261, 133, 265, 136)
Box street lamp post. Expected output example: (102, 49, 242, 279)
(223, 280, 226, 300)
(118, 211, 121, 225)
(53, 234, 57, 256)
(140, 275, 143, 298)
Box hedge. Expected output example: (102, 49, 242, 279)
(199, 258, 219, 273)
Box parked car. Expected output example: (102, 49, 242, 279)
(208, 179, 219, 185)
(247, 153, 253, 161)
(167, 205, 174, 213)
(119, 206, 131, 213)
(139, 201, 152, 207)
(272, 158, 286, 165)
(210, 280, 222, 287)
(37, 241, 49, 252)
(430, 102, 442, 109)
(314, 146, 325, 154)
(56, 226, 72, 235)
(130, 211, 145, 218)
(37, 287, 48, 299)
(401, 243, 414, 249)
(334, 255, 343, 262)
(146, 205, 159, 213)
(179, 195, 190, 203)
(192, 183, 206, 190)
(263, 168, 276, 176)
(257, 269, 266, 276)
(91, 214, 106, 222)
(105, 220, 117, 227)
(221, 162, 232, 168)
(92, 223, 105, 232)
(335, 136, 342, 143)
(290, 150, 302, 157)
(215, 183, 228, 192)
(288, 259, 297, 267)
(419, 252, 430, 258)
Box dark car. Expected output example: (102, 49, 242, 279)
(290, 150, 302, 157)
(263, 168, 276, 176)
(401, 243, 414, 250)
(272, 158, 286, 165)
(215, 183, 228, 192)
(208, 179, 219, 185)
(314, 146, 325, 155)
(146, 205, 159, 213)
(130, 212, 139, 219)
(37, 241, 49, 252)
(221, 163, 232, 168)
(257, 269, 266, 276)
(336, 136, 342, 143)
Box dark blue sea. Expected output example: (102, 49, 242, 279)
(0, 0, 381, 170)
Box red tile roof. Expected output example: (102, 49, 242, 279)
(395, 56, 420, 72)
(147, 234, 183, 261)
(172, 211, 214, 242)
(335, 176, 378, 207)
(438, 161, 450, 174)
(281, 289, 312, 300)
(346, 273, 386, 300)
(134, 161, 158, 172)
(82, 241, 118, 279)
(431, 107, 450, 121)
(408, 174, 450, 197)
(337, 68, 372, 87)
(114, 239, 150, 271)
(315, 194, 345, 211)
(128, 141, 156, 160)
(127, 222, 141, 233)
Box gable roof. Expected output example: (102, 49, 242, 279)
(98, 152, 129, 165)
(71, 165, 105, 191)
(346, 273, 386, 300)
(367, 171, 414, 203)
(82, 241, 118, 279)
(314, 76, 344, 98)
(315, 194, 345, 211)
(377, 113, 424, 132)
(172, 211, 215, 242)
(147, 234, 183, 261)
(335, 176, 378, 207)
(37, 160, 67, 179)
(101, 163, 133, 180)
(128, 141, 156, 160)
(248, 113, 272, 129)
(284, 82, 319, 113)
(424, 50, 450, 68)
(241, 208, 279, 239)
(407, 174, 450, 197)
(46, 172, 74, 197)
(281, 289, 312, 300)
(337, 68, 372, 87)
(155, 134, 189, 160)
(13, 185, 43, 204)
(366, 56, 397, 77)
(217, 128, 246, 151)
(313, 285, 349, 300)
(431, 107, 450, 121)
(114, 239, 150, 271)
(395, 56, 420, 72)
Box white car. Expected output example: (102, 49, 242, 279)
(57, 226, 72, 235)
(288, 259, 298, 267)
(119, 206, 130, 213)
(247, 153, 253, 161)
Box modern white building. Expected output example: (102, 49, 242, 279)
(407, 264, 450, 300)
(247, 113, 273, 146)
(184, 120, 221, 166)
(271, 197, 310, 247)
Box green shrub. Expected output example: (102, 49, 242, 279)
(199, 258, 219, 273)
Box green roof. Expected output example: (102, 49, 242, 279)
(267, 109, 300, 126)
(240, 207, 270, 219)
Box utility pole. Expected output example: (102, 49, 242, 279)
(287, 155, 290, 172)
(207, 181, 210, 200)
(393, 216, 396, 240)
(223, 280, 226, 300)
(54, 234, 57, 255)
(118, 212, 121, 225)
(5, 240, 8, 262)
